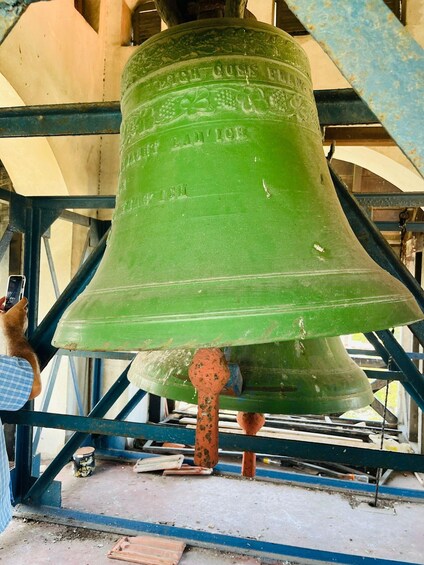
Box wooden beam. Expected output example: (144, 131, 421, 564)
(324, 126, 393, 146)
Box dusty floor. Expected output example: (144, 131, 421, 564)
(0, 520, 268, 564)
(0, 459, 423, 564)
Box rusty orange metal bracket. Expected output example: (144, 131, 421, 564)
(188, 348, 230, 468)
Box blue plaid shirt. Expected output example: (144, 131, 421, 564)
(0, 355, 33, 533)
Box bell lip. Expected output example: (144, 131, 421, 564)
(127, 349, 374, 416)
(52, 296, 423, 352)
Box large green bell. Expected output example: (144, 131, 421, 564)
(127, 337, 374, 414)
(53, 18, 422, 352)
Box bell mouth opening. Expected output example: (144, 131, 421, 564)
(126, 340, 374, 416)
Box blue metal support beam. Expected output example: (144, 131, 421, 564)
(315, 88, 378, 126)
(31, 195, 116, 209)
(91, 449, 424, 501)
(355, 193, 424, 208)
(13, 505, 424, 565)
(0, 90, 377, 137)
(331, 166, 424, 349)
(0, 101, 121, 137)
(374, 330, 424, 410)
(0, 225, 15, 263)
(284, 0, 424, 177)
(375, 222, 424, 232)
(2, 409, 424, 474)
(365, 330, 424, 412)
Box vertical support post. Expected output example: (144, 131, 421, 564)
(91, 358, 104, 410)
(13, 207, 43, 501)
(148, 394, 162, 424)
(14, 205, 59, 501)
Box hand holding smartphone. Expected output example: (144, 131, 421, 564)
(4, 275, 26, 312)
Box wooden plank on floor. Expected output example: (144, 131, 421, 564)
(107, 535, 186, 564)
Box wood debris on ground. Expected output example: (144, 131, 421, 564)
(163, 464, 213, 476)
(107, 535, 186, 564)
(133, 455, 184, 473)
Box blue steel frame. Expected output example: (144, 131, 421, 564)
(0, 172, 423, 562)
(0, 90, 421, 561)
(0, 89, 377, 138)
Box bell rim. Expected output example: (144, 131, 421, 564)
(127, 346, 374, 415)
(53, 294, 422, 351)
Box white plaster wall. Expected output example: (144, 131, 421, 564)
(327, 146, 424, 193)
(0, 0, 105, 456)
(0, 0, 104, 196)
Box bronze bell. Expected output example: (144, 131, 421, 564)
(127, 337, 374, 416)
(53, 18, 422, 351)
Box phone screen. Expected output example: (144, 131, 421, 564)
(4, 276, 26, 311)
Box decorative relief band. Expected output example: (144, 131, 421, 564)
(122, 59, 312, 113)
(120, 84, 320, 153)
(122, 26, 311, 94)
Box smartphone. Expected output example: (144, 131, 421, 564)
(4, 275, 26, 312)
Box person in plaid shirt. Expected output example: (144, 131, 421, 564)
(0, 297, 41, 532)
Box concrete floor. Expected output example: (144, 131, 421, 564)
(0, 520, 264, 564)
(1, 459, 423, 564)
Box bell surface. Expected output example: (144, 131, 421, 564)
(127, 338, 374, 414)
(53, 18, 422, 351)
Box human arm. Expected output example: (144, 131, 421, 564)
(0, 297, 41, 401)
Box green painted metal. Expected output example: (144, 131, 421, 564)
(128, 337, 373, 414)
(53, 18, 422, 352)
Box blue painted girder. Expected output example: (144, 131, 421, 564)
(284, 0, 424, 177)
(14, 505, 424, 565)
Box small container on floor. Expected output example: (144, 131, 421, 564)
(72, 446, 95, 477)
